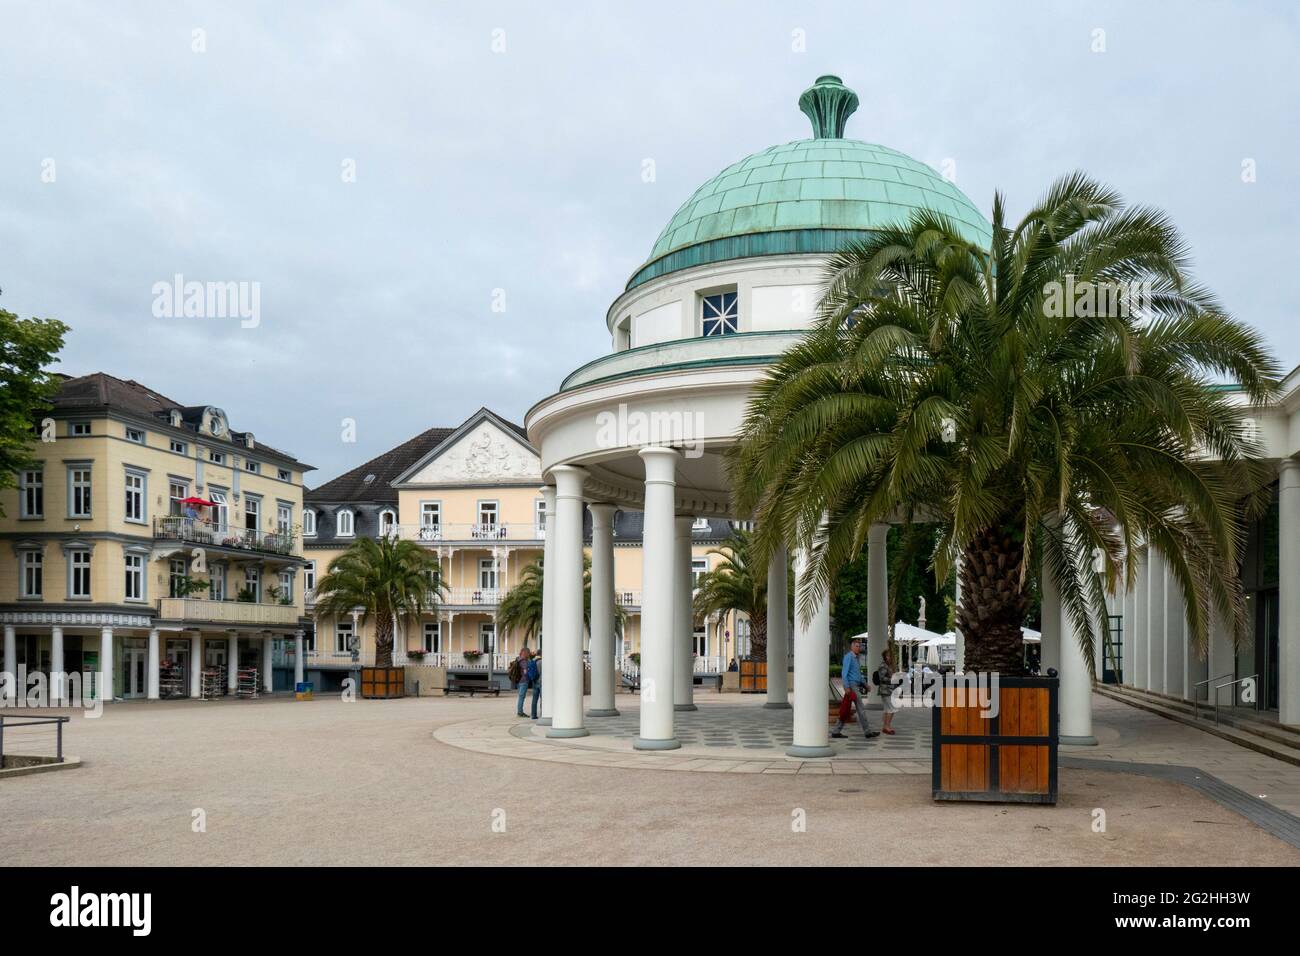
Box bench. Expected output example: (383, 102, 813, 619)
(444, 674, 501, 697)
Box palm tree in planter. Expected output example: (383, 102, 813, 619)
(692, 529, 786, 662)
(497, 556, 627, 651)
(731, 174, 1278, 798)
(312, 536, 445, 669)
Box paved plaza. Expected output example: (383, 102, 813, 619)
(0, 689, 1296, 866)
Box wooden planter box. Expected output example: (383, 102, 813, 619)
(360, 666, 406, 699)
(932, 676, 1058, 804)
(738, 658, 767, 693)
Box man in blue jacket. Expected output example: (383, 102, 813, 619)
(832, 638, 879, 739)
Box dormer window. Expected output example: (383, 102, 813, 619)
(379, 509, 397, 537)
(336, 509, 355, 537)
(692, 517, 710, 532)
(170, 410, 183, 428)
(701, 291, 738, 336)
(302, 510, 316, 536)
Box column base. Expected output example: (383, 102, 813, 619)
(786, 744, 834, 759)
(673, 703, 698, 712)
(633, 736, 681, 751)
(1060, 734, 1098, 747)
(586, 708, 621, 717)
(537, 717, 552, 726)
(762, 701, 792, 709)
(546, 726, 590, 739)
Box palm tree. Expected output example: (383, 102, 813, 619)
(730, 173, 1279, 675)
(496, 556, 626, 650)
(312, 536, 445, 668)
(692, 529, 780, 661)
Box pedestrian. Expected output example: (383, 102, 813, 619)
(511, 647, 533, 717)
(528, 652, 542, 719)
(876, 648, 898, 735)
(832, 637, 879, 739)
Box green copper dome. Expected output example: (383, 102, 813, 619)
(629, 76, 991, 290)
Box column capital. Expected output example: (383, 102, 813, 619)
(639, 445, 679, 484)
(551, 464, 588, 499)
(588, 502, 617, 524)
(868, 522, 890, 542)
(1281, 456, 1300, 482)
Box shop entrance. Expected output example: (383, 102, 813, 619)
(120, 639, 147, 699)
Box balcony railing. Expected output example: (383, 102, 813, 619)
(383, 523, 546, 544)
(404, 652, 510, 671)
(154, 516, 297, 556)
(155, 597, 300, 627)
(442, 587, 502, 606)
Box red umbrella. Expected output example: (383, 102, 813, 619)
(181, 496, 216, 507)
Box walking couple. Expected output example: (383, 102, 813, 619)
(832, 637, 898, 739)
(510, 647, 541, 719)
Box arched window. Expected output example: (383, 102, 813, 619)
(379, 509, 397, 537)
(336, 509, 355, 537)
(302, 510, 316, 536)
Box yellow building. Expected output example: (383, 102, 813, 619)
(0, 373, 314, 702)
(303, 408, 744, 689)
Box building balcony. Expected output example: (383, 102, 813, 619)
(154, 516, 298, 558)
(442, 587, 502, 607)
(383, 523, 545, 545)
(155, 597, 301, 628)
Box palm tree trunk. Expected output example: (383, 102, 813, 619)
(375, 613, 393, 668)
(956, 524, 1029, 676)
(749, 611, 767, 662)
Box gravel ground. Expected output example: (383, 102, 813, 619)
(2, 694, 1295, 866)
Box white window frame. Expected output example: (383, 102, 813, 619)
(69, 421, 91, 437)
(210, 564, 226, 602)
(19, 550, 43, 598)
(124, 469, 147, 524)
(277, 570, 293, 603)
(479, 621, 496, 653)
(336, 509, 355, 537)
(68, 549, 92, 599)
(125, 426, 146, 444)
(19, 469, 43, 518)
(276, 501, 293, 535)
(423, 621, 441, 653)
(244, 459, 260, 474)
(169, 557, 188, 598)
(477, 500, 498, 528)
(244, 494, 261, 532)
(478, 558, 498, 590)
(303, 560, 316, 594)
(243, 566, 261, 602)
(335, 619, 354, 655)
(302, 509, 316, 536)
(535, 498, 546, 534)
(124, 552, 146, 602)
(277, 468, 291, 482)
(692, 557, 708, 588)
(209, 489, 229, 532)
(67, 465, 93, 519)
(170, 439, 188, 455)
(378, 508, 397, 537)
(209, 450, 226, 465)
(700, 289, 739, 336)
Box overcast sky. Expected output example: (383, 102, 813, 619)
(2, 1, 1296, 483)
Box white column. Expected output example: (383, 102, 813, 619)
(866, 523, 889, 683)
(146, 627, 160, 700)
(587, 503, 619, 717)
(673, 516, 696, 712)
(1133, 548, 1148, 689)
(1165, 575, 1187, 699)
(1147, 548, 1166, 693)
(954, 554, 965, 672)
(546, 465, 589, 738)
(1040, 559, 1061, 675)
(764, 547, 791, 709)
(50, 625, 65, 706)
(635, 447, 680, 750)
(3, 624, 17, 703)
(100, 626, 114, 701)
(539, 485, 557, 725)
(1122, 577, 1137, 686)
(1058, 594, 1097, 745)
(191, 633, 203, 698)
(262, 634, 274, 692)
(294, 628, 305, 688)
(788, 545, 834, 758)
(1279, 458, 1300, 726)
(227, 632, 238, 692)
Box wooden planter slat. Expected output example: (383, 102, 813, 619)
(932, 676, 1057, 804)
(360, 666, 406, 699)
(738, 658, 766, 693)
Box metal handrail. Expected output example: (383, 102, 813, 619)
(1212, 673, 1258, 725)
(0, 714, 68, 765)
(1190, 672, 1234, 717)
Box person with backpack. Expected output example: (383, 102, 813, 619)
(527, 652, 541, 719)
(511, 648, 533, 717)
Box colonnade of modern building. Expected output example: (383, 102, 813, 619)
(2, 623, 308, 703)
(534, 446, 1119, 752)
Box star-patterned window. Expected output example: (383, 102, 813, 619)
(701, 291, 738, 336)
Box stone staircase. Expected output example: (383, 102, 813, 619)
(1094, 682, 1300, 768)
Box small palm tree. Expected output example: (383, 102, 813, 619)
(312, 536, 445, 668)
(497, 556, 627, 651)
(731, 173, 1279, 675)
(692, 529, 782, 661)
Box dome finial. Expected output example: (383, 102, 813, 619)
(798, 75, 858, 139)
